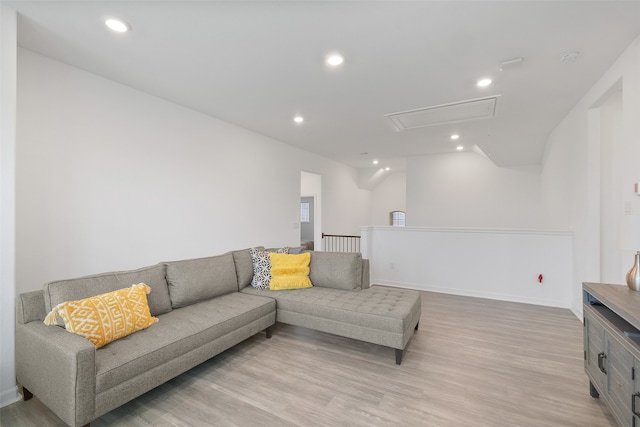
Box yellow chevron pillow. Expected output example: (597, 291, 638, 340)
(44, 283, 158, 348)
(269, 252, 313, 290)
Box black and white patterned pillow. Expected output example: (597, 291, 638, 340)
(250, 247, 290, 289)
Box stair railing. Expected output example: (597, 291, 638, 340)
(321, 233, 361, 253)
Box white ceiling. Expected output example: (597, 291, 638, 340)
(8, 1, 640, 170)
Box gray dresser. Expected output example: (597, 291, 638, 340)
(583, 282, 640, 427)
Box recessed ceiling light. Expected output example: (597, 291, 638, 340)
(293, 116, 304, 124)
(476, 78, 492, 87)
(450, 134, 460, 140)
(385, 167, 391, 171)
(456, 146, 464, 151)
(373, 160, 379, 165)
(327, 54, 344, 66)
(105, 18, 130, 33)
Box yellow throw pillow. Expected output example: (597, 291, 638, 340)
(269, 252, 313, 290)
(44, 283, 158, 348)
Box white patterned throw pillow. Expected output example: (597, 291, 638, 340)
(250, 247, 289, 289)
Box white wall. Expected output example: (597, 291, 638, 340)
(15, 48, 371, 294)
(362, 226, 573, 308)
(0, 4, 21, 408)
(370, 171, 406, 225)
(406, 151, 545, 228)
(542, 35, 640, 316)
(320, 165, 370, 235)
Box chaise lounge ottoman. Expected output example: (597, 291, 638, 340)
(240, 251, 421, 364)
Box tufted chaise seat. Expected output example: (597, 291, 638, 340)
(241, 285, 421, 364)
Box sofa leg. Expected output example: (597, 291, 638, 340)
(395, 349, 403, 365)
(22, 386, 33, 401)
(415, 321, 419, 331)
(265, 326, 273, 339)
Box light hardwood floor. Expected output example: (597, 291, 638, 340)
(0, 291, 617, 427)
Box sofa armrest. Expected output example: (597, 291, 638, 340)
(362, 259, 370, 289)
(16, 290, 47, 324)
(16, 321, 96, 427)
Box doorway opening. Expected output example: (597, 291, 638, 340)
(301, 171, 321, 251)
(593, 80, 623, 283)
(300, 197, 314, 250)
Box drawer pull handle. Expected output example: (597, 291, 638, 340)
(633, 393, 640, 416)
(597, 352, 607, 374)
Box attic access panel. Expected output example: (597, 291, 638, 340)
(386, 95, 501, 131)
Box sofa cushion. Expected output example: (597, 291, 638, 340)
(44, 283, 158, 349)
(165, 253, 238, 308)
(94, 292, 275, 393)
(231, 247, 264, 289)
(44, 264, 172, 320)
(240, 285, 419, 334)
(309, 252, 362, 291)
(250, 247, 289, 289)
(269, 253, 313, 290)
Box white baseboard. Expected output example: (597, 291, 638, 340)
(374, 280, 572, 309)
(0, 386, 20, 408)
(571, 304, 583, 322)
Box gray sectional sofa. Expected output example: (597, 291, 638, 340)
(15, 247, 421, 427)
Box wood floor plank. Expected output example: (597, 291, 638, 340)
(0, 291, 617, 426)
